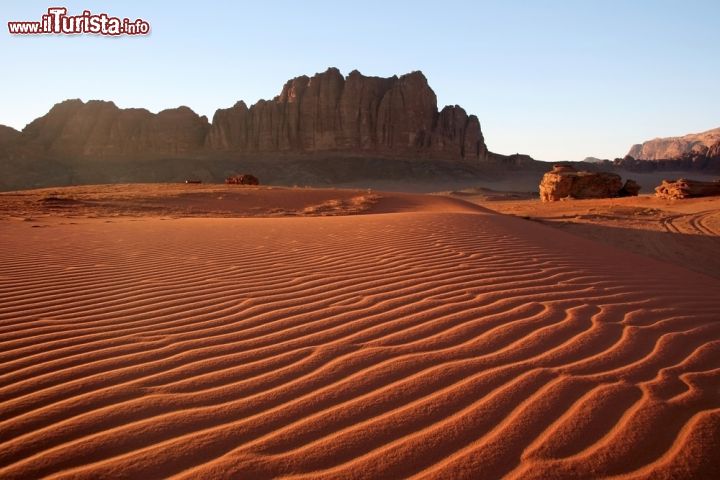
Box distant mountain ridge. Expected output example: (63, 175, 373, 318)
(0, 67, 537, 191)
(2, 68, 717, 192)
(1, 68, 486, 163)
(628, 127, 720, 160)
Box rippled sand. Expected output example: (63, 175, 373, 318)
(1, 185, 719, 479)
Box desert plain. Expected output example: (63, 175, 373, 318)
(1, 184, 719, 479)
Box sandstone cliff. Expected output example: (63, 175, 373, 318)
(0, 68, 527, 191)
(206, 68, 486, 160)
(0, 125, 20, 156)
(627, 127, 720, 160)
(0, 125, 20, 143)
(20, 99, 210, 159)
(11, 68, 485, 163)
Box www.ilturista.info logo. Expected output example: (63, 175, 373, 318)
(8, 7, 150, 36)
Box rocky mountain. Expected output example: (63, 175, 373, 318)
(0, 68, 511, 191)
(0, 125, 20, 155)
(3, 68, 486, 163)
(610, 127, 720, 174)
(628, 127, 720, 160)
(206, 69, 485, 160)
(0, 125, 20, 143)
(17, 100, 211, 159)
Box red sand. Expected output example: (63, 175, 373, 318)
(1, 186, 719, 479)
(472, 194, 720, 279)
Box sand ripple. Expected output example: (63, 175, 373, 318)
(1, 208, 718, 479)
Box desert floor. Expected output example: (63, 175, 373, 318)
(1, 184, 719, 479)
(467, 193, 720, 280)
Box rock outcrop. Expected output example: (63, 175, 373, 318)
(628, 127, 720, 160)
(655, 179, 720, 199)
(0, 125, 20, 155)
(205, 68, 486, 160)
(0, 125, 20, 144)
(20, 100, 210, 159)
(608, 154, 720, 174)
(0, 68, 546, 191)
(225, 174, 259, 185)
(539, 164, 639, 201)
(709, 141, 720, 159)
(11, 68, 487, 165)
(619, 179, 641, 197)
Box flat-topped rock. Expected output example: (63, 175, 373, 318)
(655, 178, 720, 199)
(540, 166, 639, 201)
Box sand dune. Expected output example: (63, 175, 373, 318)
(1, 187, 719, 479)
(473, 194, 720, 279)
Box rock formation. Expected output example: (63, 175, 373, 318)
(205, 68, 486, 160)
(225, 174, 259, 185)
(628, 127, 720, 160)
(19, 100, 210, 159)
(619, 179, 641, 197)
(609, 154, 720, 174)
(5, 68, 487, 168)
(0, 125, 20, 156)
(709, 141, 720, 159)
(539, 164, 639, 201)
(0, 125, 20, 144)
(655, 179, 720, 199)
(0, 68, 563, 192)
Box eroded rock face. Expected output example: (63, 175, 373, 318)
(627, 128, 720, 160)
(140, 107, 210, 155)
(540, 164, 637, 201)
(655, 179, 720, 199)
(337, 70, 395, 150)
(0, 125, 20, 144)
(21, 100, 210, 159)
(1, 67, 498, 192)
(0, 125, 20, 156)
(708, 141, 720, 159)
(206, 68, 488, 160)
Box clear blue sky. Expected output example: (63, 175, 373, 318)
(3, 0, 719, 161)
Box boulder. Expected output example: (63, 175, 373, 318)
(242, 174, 259, 185)
(225, 174, 259, 185)
(619, 179, 641, 197)
(539, 164, 637, 201)
(655, 178, 720, 199)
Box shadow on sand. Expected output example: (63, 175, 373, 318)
(526, 218, 720, 280)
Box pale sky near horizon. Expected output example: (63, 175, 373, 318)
(3, 0, 719, 161)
